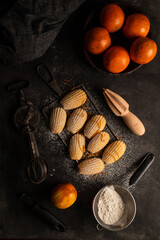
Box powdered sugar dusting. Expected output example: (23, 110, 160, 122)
(34, 85, 144, 193)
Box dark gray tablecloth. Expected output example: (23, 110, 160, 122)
(0, 0, 85, 65)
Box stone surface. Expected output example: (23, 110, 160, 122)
(0, 0, 160, 239)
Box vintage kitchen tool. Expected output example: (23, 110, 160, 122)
(103, 88, 145, 136)
(8, 81, 48, 184)
(93, 152, 155, 231)
(37, 63, 62, 96)
(19, 193, 66, 232)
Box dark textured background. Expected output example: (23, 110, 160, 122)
(0, 0, 160, 239)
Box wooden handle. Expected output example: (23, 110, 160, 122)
(122, 111, 145, 136)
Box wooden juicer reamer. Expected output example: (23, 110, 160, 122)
(103, 89, 145, 136)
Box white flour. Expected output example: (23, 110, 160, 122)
(98, 186, 125, 225)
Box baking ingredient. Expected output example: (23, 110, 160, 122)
(60, 89, 87, 110)
(84, 115, 106, 139)
(103, 46, 130, 73)
(98, 186, 125, 225)
(87, 131, 110, 154)
(69, 133, 85, 160)
(51, 183, 77, 209)
(102, 140, 126, 164)
(130, 37, 157, 64)
(84, 27, 111, 54)
(78, 157, 104, 175)
(50, 107, 67, 134)
(100, 4, 125, 33)
(123, 13, 150, 40)
(67, 108, 87, 134)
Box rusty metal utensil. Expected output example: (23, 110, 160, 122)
(8, 81, 48, 184)
(15, 97, 48, 184)
(103, 89, 145, 136)
(26, 127, 48, 184)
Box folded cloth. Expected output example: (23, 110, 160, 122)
(0, 0, 85, 65)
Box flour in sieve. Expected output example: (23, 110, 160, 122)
(98, 186, 125, 225)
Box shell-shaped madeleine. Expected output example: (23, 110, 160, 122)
(78, 158, 104, 175)
(67, 108, 87, 134)
(50, 107, 67, 134)
(84, 115, 106, 139)
(60, 89, 87, 110)
(102, 140, 126, 164)
(69, 133, 85, 160)
(87, 131, 110, 154)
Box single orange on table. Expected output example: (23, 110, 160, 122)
(130, 37, 157, 64)
(103, 46, 130, 73)
(84, 27, 111, 54)
(123, 13, 150, 40)
(100, 4, 125, 33)
(51, 183, 77, 209)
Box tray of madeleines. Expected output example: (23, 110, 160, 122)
(42, 85, 127, 176)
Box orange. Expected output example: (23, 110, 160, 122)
(100, 4, 125, 33)
(51, 183, 77, 209)
(123, 13, 150, 40)
(130, 37, 157, 64)
(84, 27, 111, 54)
(103, 46, 130, 73)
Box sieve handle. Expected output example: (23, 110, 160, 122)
(129, 153, 155, 186)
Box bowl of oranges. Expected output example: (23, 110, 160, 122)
(84, 1, 157, 74)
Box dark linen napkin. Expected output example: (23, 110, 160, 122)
(0, 0, 85, 65)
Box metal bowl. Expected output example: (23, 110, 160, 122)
(92, 185, 136, 231)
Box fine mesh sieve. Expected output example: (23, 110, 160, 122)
(93, 185, 136, 231)
(93, 153, 155, 231)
